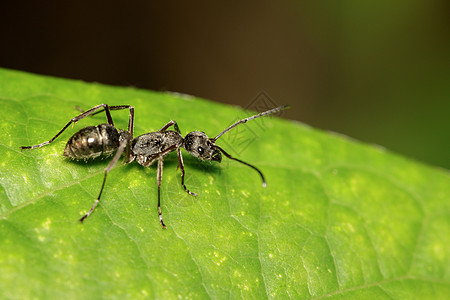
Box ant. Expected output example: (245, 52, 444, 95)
(21, 104, 289, 228)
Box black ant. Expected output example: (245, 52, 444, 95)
(21, 104, 289, 228)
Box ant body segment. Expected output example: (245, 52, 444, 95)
(21, 104, 289, 228)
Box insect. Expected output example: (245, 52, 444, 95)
(21, 104, 289, 228)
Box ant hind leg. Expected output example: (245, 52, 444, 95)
(21, 104, 115, 150)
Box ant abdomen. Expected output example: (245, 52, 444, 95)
(64, 124, 120, 160)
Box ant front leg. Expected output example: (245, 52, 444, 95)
(177, 148, 197, 197)
(158, 120, 180, 134)
(21, 104, 115, 150)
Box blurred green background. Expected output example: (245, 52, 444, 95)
(1, 1, 448, 168)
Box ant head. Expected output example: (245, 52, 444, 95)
(184, 131, 222, 162)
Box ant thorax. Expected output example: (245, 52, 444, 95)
(132, 130, 183, 167)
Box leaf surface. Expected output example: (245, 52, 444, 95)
(0, 68, 449, 299)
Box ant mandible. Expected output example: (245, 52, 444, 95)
(21, 104, 289, 228)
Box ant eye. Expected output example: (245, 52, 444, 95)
(197, 146, 204, 154)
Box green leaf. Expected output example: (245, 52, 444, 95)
(0, 68, 449, 299)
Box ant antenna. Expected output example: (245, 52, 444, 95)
(215, 145, 267, 187)
(212, 105, 289, 141)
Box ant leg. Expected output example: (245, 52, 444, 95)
(157, 156, 167, 228)
(158, 120, 180, 134)
(21, 104, 115, 150)
(120, 105, 135, 138)
(75, 105, 135, 138)
(79, 138, 129, 222)
(216, 146, 267, 187)
(139, 145, 177, 227)
(139, 144, 177, 168)
(177, 148, 197, 196)
(107, 105, 135, 137)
